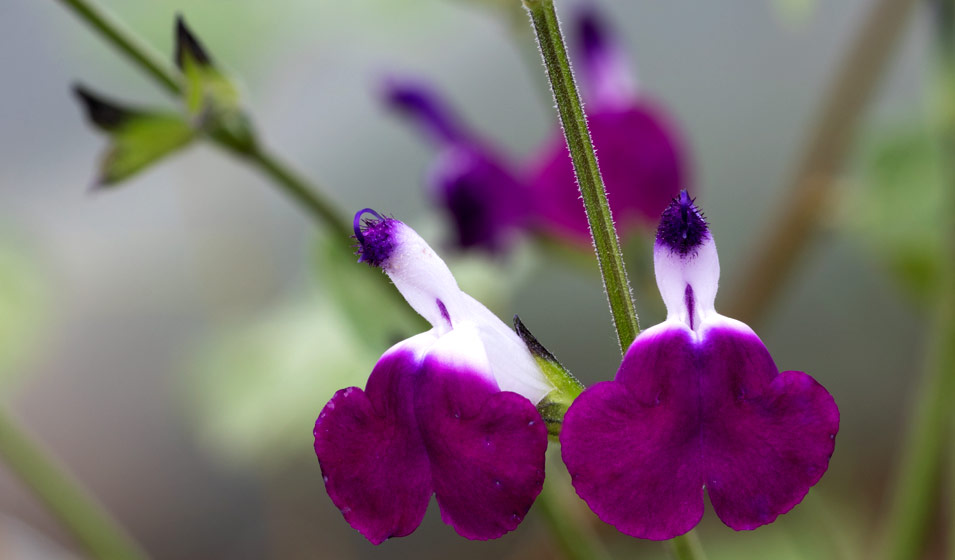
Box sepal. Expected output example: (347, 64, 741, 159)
(175, 16, 256, 154)
(513, 315, 584, 437)
(73, 85, 195, 187)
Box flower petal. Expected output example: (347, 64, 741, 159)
(354, 213, 553, 404)
(414, 327, 547, 540)
(462, 293, 553, 404)
(382, 77, 530, 251)
(653, 192, 719, 328)
(530, 105, 686, 241)
(428, 144, 530, 251)
(382, 76, 465, 144)
(561, 324, 705, 540)
(313, 337, 435, 544)
(575, 5, 638, 109)
(355, 214, 468, 331)
(699, 320, 839, 530)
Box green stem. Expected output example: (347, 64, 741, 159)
(949, 421, 955, 560)
(537, 452, 613, 560)
(522, 0, 639, 352)
(245, 148, 351, 239)
(882, 2, 955, 558)
(670, 533, 707, 560)
(0, 410, 147, 559)
(881, 257, 955, 560)
(58, 0, 181, 96)
(534, 496, 603, 560)
(523, 2, 704, 559)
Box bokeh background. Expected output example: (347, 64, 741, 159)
(0, 0, 945, 558)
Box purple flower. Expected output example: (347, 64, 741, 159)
(528, 6, 688, 242)
(560, 192, 839, 540)
(382, 6, 687, 250)
(314, 210, 551, 543)
(383, 79, 531, 252)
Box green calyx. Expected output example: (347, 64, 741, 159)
(73, 85, 195, 187)
(175, 16, 256, 154)
(514, 315, 585, 438)
(74, 16, 258, 187)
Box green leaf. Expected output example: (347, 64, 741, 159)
(175, 16, 256, 154)
(853, 124, 944, 304)
(312, 234, 424, 348)
(96, 114, 195, 186)
(185, 296, 378, 468)
(74, 85, 195, 186)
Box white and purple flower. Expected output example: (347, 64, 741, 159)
(560, 192, 840, 540)
(313, 210, 552, 544)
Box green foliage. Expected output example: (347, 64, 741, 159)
(176, 17, 256, 154)
(186, 232, 421, 469)
(853, 124, 944, 304)
(186, 296, 378, 468)
(96, 112, 195, 186)
(74, 17, 256, 188)
(772, 0, 819, 27)
(0, 243, 46, 388)
(74, 86, 195, 186)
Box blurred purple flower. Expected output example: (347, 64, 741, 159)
(383, 80, 531, 251)
(560, 192, 839, 540)
(528, 6, 688, 241)
(382, 5, 688, 249)
(314, 210, 551, 543)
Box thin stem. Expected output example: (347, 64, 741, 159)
(669, 533, 707, 560)
(57, 0, 181, 96)
(245, 149, 351, 239)
(0, 410, 147, 559)
(523, 0, 639, 351)
(536, 452, 613, 560)
(523, 2, 703, 558)
(725, 0, 920, 325)
(881, 236, 955, 560)
(881, 2, 955, 558)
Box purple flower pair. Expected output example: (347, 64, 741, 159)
(314, 200, 838, 544)
(383, 6, 688, 251)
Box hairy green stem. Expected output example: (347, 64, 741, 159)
(523, 1, 704, 558)
(522, 0, 639, 352)
(0, 410, 147, 559)
(882, 2, 955, 558)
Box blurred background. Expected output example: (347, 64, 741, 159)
(0, 0, 947, 558)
